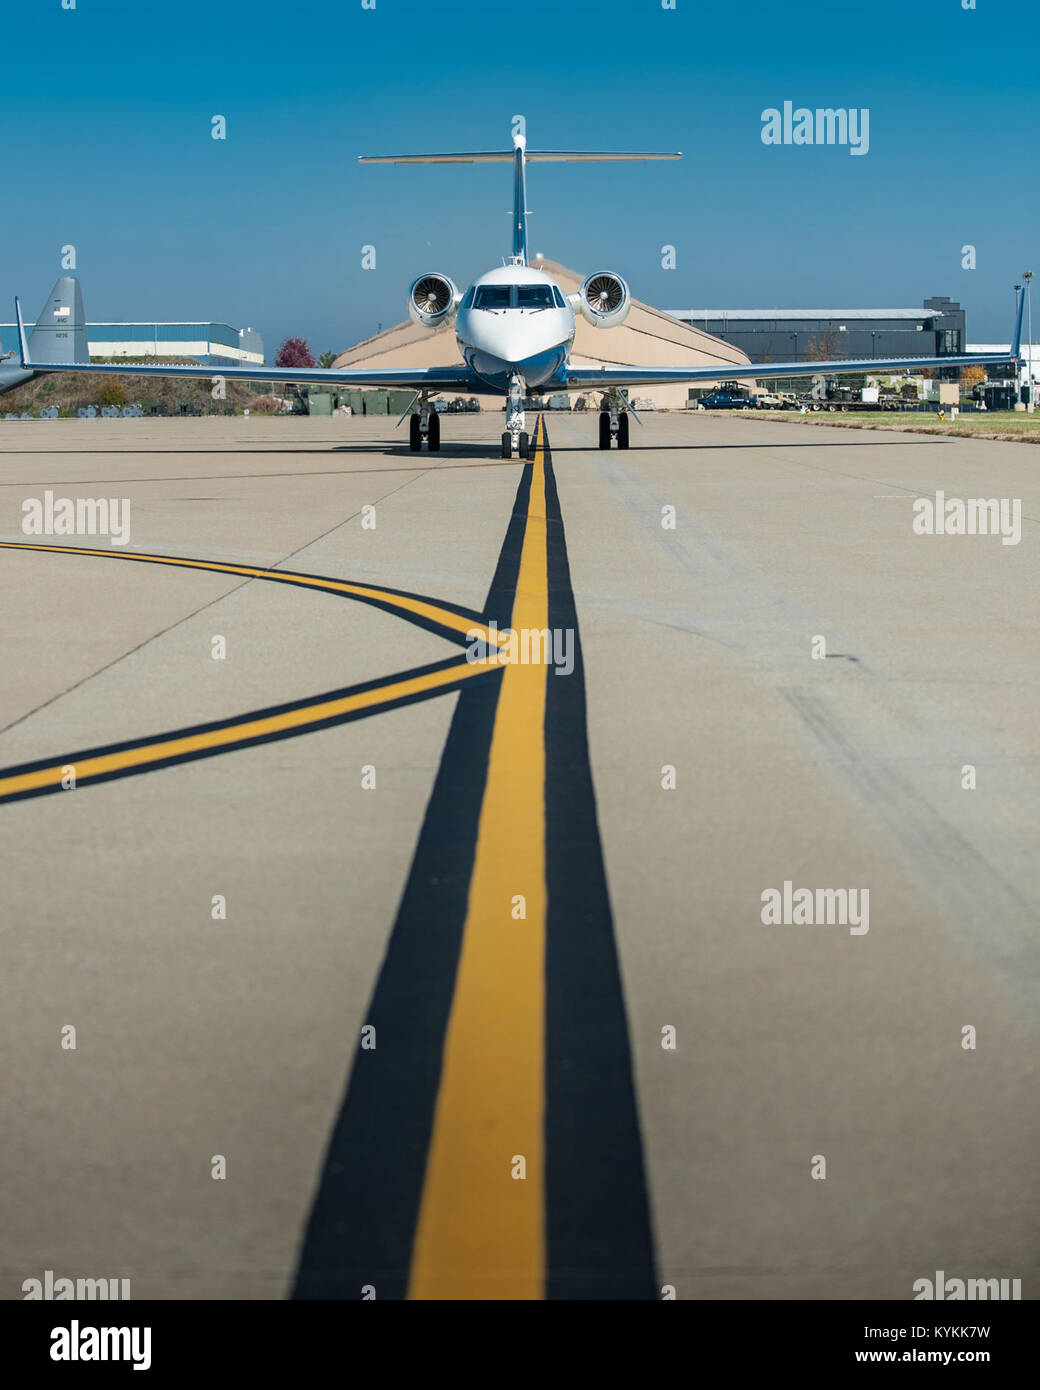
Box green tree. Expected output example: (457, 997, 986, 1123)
(96, 379, 127, 407)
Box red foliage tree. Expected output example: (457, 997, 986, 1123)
(275, 336, 317, 368)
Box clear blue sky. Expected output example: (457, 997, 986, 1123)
(1, 0, 1035, 355)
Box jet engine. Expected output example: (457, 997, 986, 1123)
(575, 271, 631, 329)
(408, 273, 460, 330)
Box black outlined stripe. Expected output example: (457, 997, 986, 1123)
(291, 455, 534, 1299)
(0, 656, 487, 806)
(291, 427, 658, 1299)
(542, 435, 658, 1299)
(0, 532, 511, 803)
(0, 541, 487, 645)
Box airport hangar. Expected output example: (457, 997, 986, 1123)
(669, 297, 1029, 401)
(0, 319, 264, 369)
(667, 295, 967, 365)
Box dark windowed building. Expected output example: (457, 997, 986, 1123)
(664, 296, 965, 366)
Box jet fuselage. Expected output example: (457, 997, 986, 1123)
(454, 264, 574, 392)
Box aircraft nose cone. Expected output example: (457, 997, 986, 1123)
(462, 309, 569, 365)
(464, 315, 514, 360)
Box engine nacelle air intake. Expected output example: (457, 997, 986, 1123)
(576, 271, 630, 329)
(408, 273, 460, 330)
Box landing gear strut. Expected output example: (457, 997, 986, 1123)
(598, 391, 631, 449)
(408, 394, 441, 452)
(501, 370, 529, 458)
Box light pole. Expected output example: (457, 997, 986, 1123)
(1024, 271, 1034, 412)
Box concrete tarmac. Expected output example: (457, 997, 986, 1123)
(0, 411, 1036, 1300)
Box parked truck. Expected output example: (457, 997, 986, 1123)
(694, 381, 755, 410)
(799, 379, 904, 411)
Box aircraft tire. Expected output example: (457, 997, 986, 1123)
(501, 431, 512, 458)
(409, 414, 422, 451)
(427, 411, 441, 452)
(598, 411, 611, 449)
(617, 413, 630, 449)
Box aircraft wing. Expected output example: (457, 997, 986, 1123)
(16, 361, 478, 391)
(566, 284, 1026, 392)
(11, 301, 476, 391)
(564, 349, 1018, 391)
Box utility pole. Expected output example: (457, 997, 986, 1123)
(1024, 271, 1034, 412)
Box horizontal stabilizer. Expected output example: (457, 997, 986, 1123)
(359, 150, 681, 163)
(360, 131, 682, 264)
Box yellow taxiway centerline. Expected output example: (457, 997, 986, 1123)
(0, 658, 487, 802)
(0, 541, 503, 649)
(407, 417, 548, 1300)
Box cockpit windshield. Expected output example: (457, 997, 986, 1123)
(474, 285, 512, 310)
(473, 283, 559, 311)
(516, 285, 554, 310)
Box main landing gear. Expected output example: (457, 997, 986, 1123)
(408, 397, 440, 452)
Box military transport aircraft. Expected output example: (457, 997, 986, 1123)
(9, 128, 1025, 458)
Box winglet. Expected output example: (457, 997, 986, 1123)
(15, 297, 30, 368)
(1012, 283, 1026, 360)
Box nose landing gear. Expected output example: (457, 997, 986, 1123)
(501, 430, 534, 459)
(597, 390, 632, 449)
(408, 394, 441, 452)
(501, 370, 533, 458)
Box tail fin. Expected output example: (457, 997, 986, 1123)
(26, 275, 88, 365)
(4, 275, 87, 392)
(360, 130, 680, 267)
